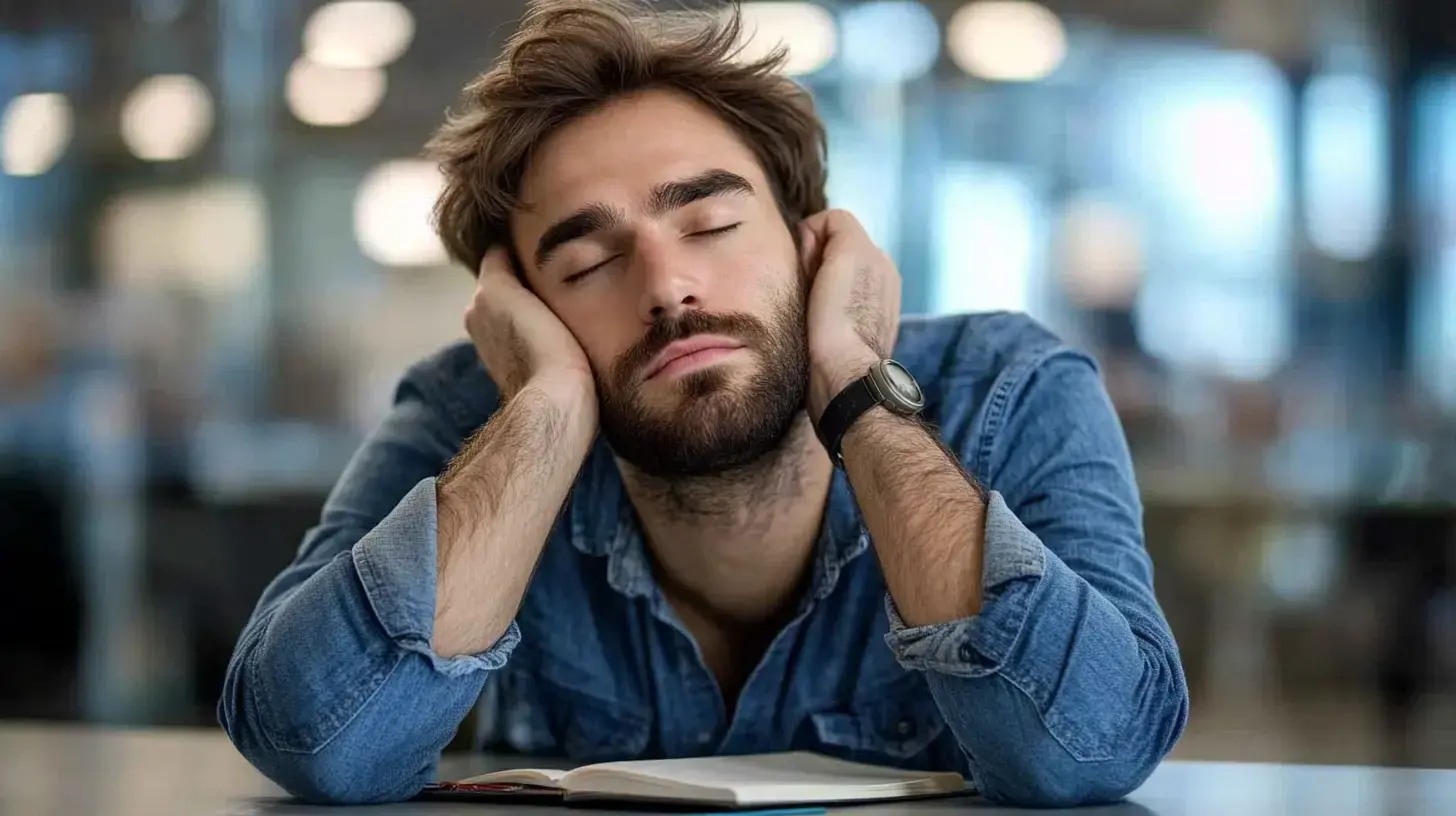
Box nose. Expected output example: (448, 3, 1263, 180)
(635, 235, 703, 323)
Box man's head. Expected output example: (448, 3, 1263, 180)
(428, 0, 829, 478)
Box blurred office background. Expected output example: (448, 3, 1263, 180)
(2, 0, 1455, 767)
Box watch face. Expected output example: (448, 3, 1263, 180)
(879, 361, 924, 410)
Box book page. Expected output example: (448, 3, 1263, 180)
(564, 752, 964, 805)
(456, 767, 569, 787)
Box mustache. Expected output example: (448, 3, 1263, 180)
(612, 310, 769, 385)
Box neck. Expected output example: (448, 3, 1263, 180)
(617, 412, 834, 625)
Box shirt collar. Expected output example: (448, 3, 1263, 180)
(568, 438, 871, 602)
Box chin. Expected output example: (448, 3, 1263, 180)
(600, 341, 807, 478)
(635, 382, 734, 428)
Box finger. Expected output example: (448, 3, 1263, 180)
(799, 209, 836, 247)
(475, 248, 527, 305)
(823, 209, 874, 246)
(477, 245, 514, 282)
(798, 220, 823, 276)
(809, 210, 876, 267)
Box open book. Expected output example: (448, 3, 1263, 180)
(425, 752, 966, 808)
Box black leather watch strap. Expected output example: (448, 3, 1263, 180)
(815, 375, 881, 467)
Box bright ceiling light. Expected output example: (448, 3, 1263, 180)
(841, 2, 940, 83)
(354, 160, 448, 267)
(948, 1, 1067, 82)
(304, 0, 415, 69)
(120, 74, 214, 162)
(1, 93, 73, 177)
(737, 2, 837, 77)
(286, 57, 387, 126)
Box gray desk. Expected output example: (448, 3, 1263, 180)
(4, 723, 1455, 815)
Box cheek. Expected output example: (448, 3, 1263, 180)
(704, 243, 795, 304)
(556, 304, 635, 374)
(753, 262, 805, 314)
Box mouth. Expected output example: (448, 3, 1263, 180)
(642, 335, 746, 381)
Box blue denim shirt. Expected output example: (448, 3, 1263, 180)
(219, 312, 1188, 807)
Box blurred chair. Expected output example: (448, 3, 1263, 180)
(1348, 506, 1456, 765)
(0, 470, 82, 718)
(142, 489, 327, 724)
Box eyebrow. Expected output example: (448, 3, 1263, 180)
(533, 169, 756, 270)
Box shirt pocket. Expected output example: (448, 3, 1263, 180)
(805, 687, 947, 767)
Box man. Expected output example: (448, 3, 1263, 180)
(219, 0, 1188, 807)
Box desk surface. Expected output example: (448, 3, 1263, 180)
(5, 723, 1456, 816)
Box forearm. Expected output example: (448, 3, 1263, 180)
(433, 375, 597, 656)
(849, 346, 1188, 805)
(221, 505, 498, 803)
(891, 528, 1187, 806)
(840, 408, 985, 625)
(841, 408, 1184, 803)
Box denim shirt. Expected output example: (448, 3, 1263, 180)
(219, 312, 1189, 807)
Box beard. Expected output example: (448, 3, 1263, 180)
(595, 280, 810, 479)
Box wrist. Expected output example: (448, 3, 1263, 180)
(841, 403, 899, 444)
(520, 373, 598, 439)
(809, 352, 880, 421)
(523, 370, 594, 404)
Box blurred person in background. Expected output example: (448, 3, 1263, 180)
(219, 0, 1187, 806)
(0, 293, 71, 474)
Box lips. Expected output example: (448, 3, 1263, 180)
(642, 335, 745, 380)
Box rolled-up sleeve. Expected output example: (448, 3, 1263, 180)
(353, 477, 521, 676)
(219, 362, 515, 804)
(883, 349, 1189, 808)
(882, 492, 1043, 675)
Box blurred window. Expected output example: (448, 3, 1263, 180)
(813, 29, 1296, 376)
(932, 161, 1046, 317)
(1102, 43, 1295, 380)
(1302, 72, 1389, 262)
(1411, 73, 1456, 408)
(822, 101, 905, 257)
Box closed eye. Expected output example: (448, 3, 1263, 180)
(563, 255, 619, 285)
(689, 223, 742, 239)
(563, 223, 740, 284)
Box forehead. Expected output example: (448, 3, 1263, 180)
(515, 89, 768, 221)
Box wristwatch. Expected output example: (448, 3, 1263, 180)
(815, 359, 925, 467)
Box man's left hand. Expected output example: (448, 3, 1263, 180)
(799, 209, 902, 421)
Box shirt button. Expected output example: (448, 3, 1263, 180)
(698, 731, 714, 745)
(896, 720, 913, 736)
(958, 643, 974, 662)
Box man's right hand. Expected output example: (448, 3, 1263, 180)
(433, 248, 600, 659)
(465, 246, 595, 402)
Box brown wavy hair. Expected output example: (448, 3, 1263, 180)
(426, 0, 829, 275)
